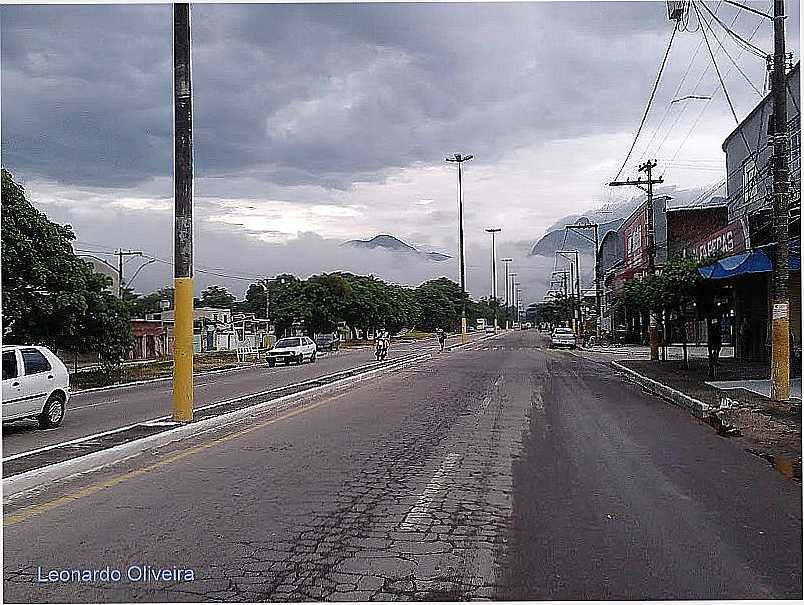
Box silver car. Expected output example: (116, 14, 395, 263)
(550, 328, 577, 349)
(2, 345, 71, 428)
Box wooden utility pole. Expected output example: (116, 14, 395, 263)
(173, 3, 194, 422)
(769, 0, 790, 400)
(610, 160, 664, 360)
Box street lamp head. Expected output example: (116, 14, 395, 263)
(485, 228, 501, 233)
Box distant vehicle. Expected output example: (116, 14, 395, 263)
(267, 337, 317, 366)
(525, 322, 533, 329)
(550, 327, 577, 349)
(476, 318, 487, 331)
(467, 326, 477, 332)
(485, 325, 495, 334)
(2, 345, 70, 428)
(314, 333, 340, 352)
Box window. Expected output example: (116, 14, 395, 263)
(3, 351, 18, 380)
(743, 161, 758, 206)
(21, 348, 51, 375)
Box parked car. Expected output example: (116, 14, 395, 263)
(314, 333, 340, 352)
(485, 325, 495, 334)
(550, 327, 577, 349)
(267, 337, 317, 366)
(2, 345, 70, 428)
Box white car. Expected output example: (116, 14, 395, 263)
(267, 337, 317, 366)
(550, 327, 577, 349)
(2, 345, 70, 428)
(484, 325, 495, 334)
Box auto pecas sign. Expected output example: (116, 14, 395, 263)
(686, 219, 748, 260)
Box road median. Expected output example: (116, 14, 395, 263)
(3, 351, 431, 500)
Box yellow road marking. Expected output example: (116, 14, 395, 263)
(4, 390, 352, 526)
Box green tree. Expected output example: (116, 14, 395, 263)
(415, 279, 459, 331)
(125, 287, 174, 318)
(305, 273, 353, 334)
(1, 168, 132, 369)
(199, 284, 236, 309)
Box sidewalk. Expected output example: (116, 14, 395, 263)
(613, 355, 801, 480)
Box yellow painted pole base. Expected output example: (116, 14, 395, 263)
(461, 317, 468, 344)
(770, 317, 790, 401)
(172, 277, 194, 422)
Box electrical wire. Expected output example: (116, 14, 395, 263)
(612, 23, 680, 182)
(635, 1, 724, 166)
(698, 2, 764, 96)
(699, 0, 769, 58)
(660, 9, 767, 181)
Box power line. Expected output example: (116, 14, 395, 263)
(698, 1, 764, 96)
(636, 1, 724, 166)
(652, 7, 744, 161)
(700, 0, 769, 57)
(660, 11, 766, 180)
(612, 23, 679, 182)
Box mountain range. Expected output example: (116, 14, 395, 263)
(343, 234, 452, 262)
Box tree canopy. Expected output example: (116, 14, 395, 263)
(2, 168, 132, 368)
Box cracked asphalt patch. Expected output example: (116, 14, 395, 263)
(3, 335, 539, 602)
(5, 331, 800, 602)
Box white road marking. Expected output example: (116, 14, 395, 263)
(400, 452, 461, 531)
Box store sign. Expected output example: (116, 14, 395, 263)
(687, 219, 748, 260)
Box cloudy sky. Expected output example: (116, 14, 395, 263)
(2, 1, 799, 303)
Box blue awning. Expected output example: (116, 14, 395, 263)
(699, 248, 801, 280)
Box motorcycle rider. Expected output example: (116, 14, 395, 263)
(375, 330, 389, 360)
(437, 328, 447, 352)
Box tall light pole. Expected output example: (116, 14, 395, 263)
(486, 228, 501, 333)
(172, 3, 193, 423)
(556, 249, 581, 335)
(509, 272, 517, 326)
(446, 153, 473, 344)
(501, 258, 512, 329)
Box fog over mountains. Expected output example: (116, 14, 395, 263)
(344, 234, 452, 262)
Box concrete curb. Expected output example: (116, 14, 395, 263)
(3, 352, 432, 500)
(611, 361, 715, 419)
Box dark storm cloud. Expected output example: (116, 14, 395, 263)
(1, 1, 727, 191)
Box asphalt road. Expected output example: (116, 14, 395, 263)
(1, 335, 469, 458)
(3, 331, 801, 601)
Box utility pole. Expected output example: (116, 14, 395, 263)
(446, 154, 473, 343)
(566, 221, 601, 335)
(770, 0, 790, 400)
(610, 160, 664, 360)
(173, 3, 194, 423)
(501, 258, 512, 329)
(486, 228, 501, 333)
(114, 249, 144, 298)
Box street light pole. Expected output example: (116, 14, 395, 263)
(509, 272, 517, 326)
(501, 258, 512, 329)
(446, 153, 473, 344)
(486, 228, 501, 333)
(172, 3, 194, 423)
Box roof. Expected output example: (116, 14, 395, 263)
(722, 61, 800, 152)
(666, 204, 728, 213)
